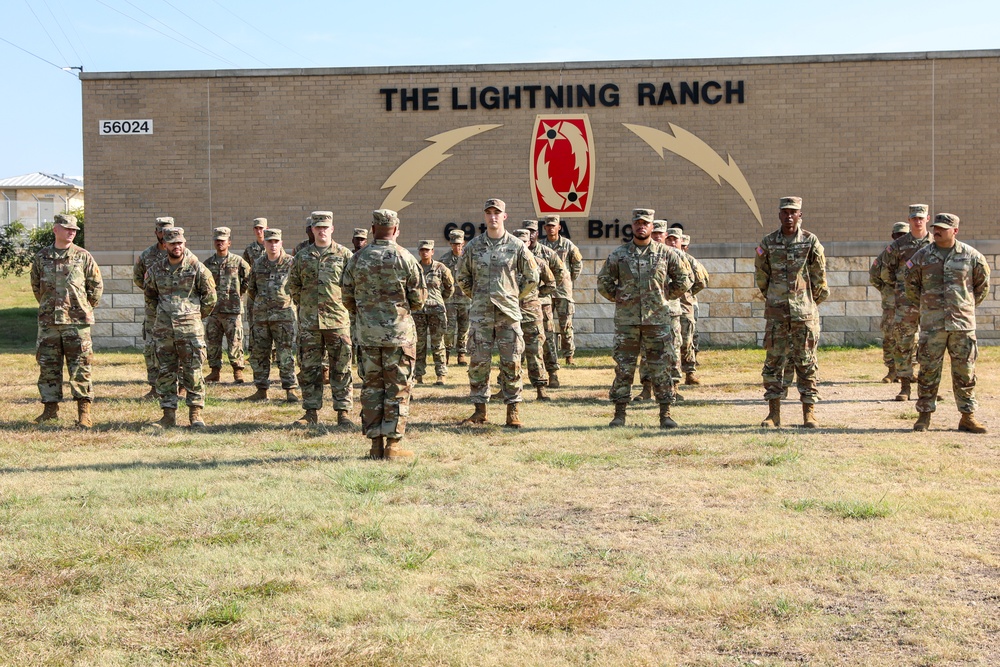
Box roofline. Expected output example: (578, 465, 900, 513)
(80, 48, 1000, 81)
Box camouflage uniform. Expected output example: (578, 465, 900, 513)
(679, 250, 709, 374)
(203, 249, 251, 374)
(528, 236, 567, 375)
(869, 243, 898, 375)
(341, 220, 426, 442)
(31, 242, 104, 403)
(456, 229, 539, 405)
(133, 227, 172, 388)
(540, 221, 583, 362)
(246, 249, 299, 391)
(242, 237, 266, 332)
(413, 249, 455, 381)
(880, 231, 931, 383)
(514, 229, 556, 388)
(904, 234, 990, 416)
(440, 244, 471, 360)
(144, 246, 217, 409)
(755, 224, 829, 404)
(288, 235, 355, 413)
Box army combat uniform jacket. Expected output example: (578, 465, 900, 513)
(540, 235, 582, 301)
(247, 251, 296, 324)
(597, 242, 694, 326)
(456, 232, 539, 323)
(905, 241, 991, 332)
(754, 227, 829, 321)
(204, 252, 251, 316)
(342, 240, 427, 348)
(288, 242, 354, 333)
(32, 244, 104, 326)
(416, 260, 455, 314)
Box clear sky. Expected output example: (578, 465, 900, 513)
(3, 0, 997, 180)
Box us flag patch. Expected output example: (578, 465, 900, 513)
(905, 260, 914, 269)
(755, 246, 764, 256)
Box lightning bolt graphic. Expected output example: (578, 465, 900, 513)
(535, 146, 564, 209)
(558, 121, 589, 179)
(623, 123, 762, 226)
(380, 124, 502, 212)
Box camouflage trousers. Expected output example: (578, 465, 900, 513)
(204, 313, 245, 370)
(414, 309, 448, 379)
(639, 316, 682, 385)
(521, 301, 548, 387)
(880, 307, 897, 370)
(541, 302, 559, 373)
(891, 306, 920, 381)
(299, 328, 353, 411)
(552, 298, 576, 358)
(250, 320, 298, 390)
(468, 313, 524, 404)
(154, 319, 207, 409)
(612, 323, 677, 405)
(142, 316, 159, 386)
(445, 302, 471, 356)
(762, 317, 820, 403)
(36, 323, 93, 403)
(680, 314, 698, 373)
(359, 345, 414, 440)
(916, 330, 978, 414)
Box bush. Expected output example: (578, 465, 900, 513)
(0, 208, 85, 277)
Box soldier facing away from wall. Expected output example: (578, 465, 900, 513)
(539, 214, 583, 367)
(513, 228, 556, 400)
(413, 239, 454, 385)
(440, 229, 471, 367)
(524, 219, 567, 389)
(203, 226, 251, 384)
(133, 216, 174, 399)
(869, 221, 910, 383)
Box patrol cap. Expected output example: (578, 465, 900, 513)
(632, 208, 655, 223)
(892, 221, 910, 234)
(668, 221, 684, 231)
(353, 227, 369, 239)
(253, 217, 268, 228)
(543, 214, 561, 226)
(372, 209, 399, 227)
(484, 198, 506, 212)
(779, 196, 802, 210)
(666, 228, 683, 239)
(652, 219, 668, 233)
(523, 219, 539, 232)
(155, 216, 175, 229)
(513, 229, 530, 241)
(264, 228, 282, 241)
(304, 216, 313, 227)
(418, 239, 435, 250)
(682, 234, 691, 245)
(908, 204, 929, 219)
(54, 213, 80, 230)
(448, 229, 465, 243)
(163, 227, 186, 243)
(931, 213, 959, 229)
(213, 226, 231, 240)
(310, 211, 333, 228)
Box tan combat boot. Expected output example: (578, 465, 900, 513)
(536, 386, 550, 401)
(802, 403, 819, 428)
(913, 411, 932, 432)
(414, 376, 424, 385)
(609, 403, 627, 427)
(336, 410, 355, 428)
(684, 372, 700, 386)
(246, 387, 269, 401)
(659, 404, 678, 429)
(760, 399, 781, 428)
(456, 353, 467, 367)
(189, 406, 205, 428)
(285, 389, 301, 403)
(76, 399, 93, 429)
(142, 386, 159, 400)
(321, 367, 330, 384)
(548, 371, 560, 389)
(384, 438, 414, 460)
(505, 403, 522, 429)
(894, 378, 911, 401)
(205, 367, 221, 383)
(232, 366, 245, 384)
(369, 437, 385, 460)
(565, 355, 574, 366)
(153, 408, 176, 429)
(461, 403, 488, 425)
(881, 368, 897, 383)
(295, 409, 318, 426)
(635, 381, 652, 402)
(435, 376, 445, 386)
(35, 402, 59, 424)
(958, 413, 987, 434)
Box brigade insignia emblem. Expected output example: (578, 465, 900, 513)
(530, 114, 595, 218)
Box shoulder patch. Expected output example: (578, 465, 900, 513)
(755, 246, 764, 256)
(885, 245, 893, 253)
(905, 260, 914, 269)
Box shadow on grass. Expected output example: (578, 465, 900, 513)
(0, 452, 361, 475)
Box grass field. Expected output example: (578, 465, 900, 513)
(1, 273, 998, 665)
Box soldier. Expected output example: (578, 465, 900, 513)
(413, 240, 454, 385)
(287, 211, 354, 426)
(440, 229, 471, 366)
(513, 228, 556, 400)
(292, 215, 314, 256)
(598, 209, 693, 428)
(880, 205, 931, 401)
(456, 198, 539, 428)
(144, 227, 217, 428)
(524, 220, 567, 387)
(540, 214, 583, 366)
(242, 217, 268, 340)
(680, 233, 710, 385)
(635, 219, 672, 401)
(203, 227, 251, 384)
(245, 228, 300, 402)
(350, 227, 369, 377)
(352, 228, 368, 253)
(869, 221, 910, 383)
(341, 209, 427, 460)
(755, 196, 829, 428)
(30, 213, 103, 428)
(905, 213, 991, 433)
(133, 216, 174, 398)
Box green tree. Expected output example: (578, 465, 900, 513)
(0, 207, 85, 277)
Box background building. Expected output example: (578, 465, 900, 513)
(0, 172, 84, 228)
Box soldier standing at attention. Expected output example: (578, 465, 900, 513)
(203, 227, 251, 384)
(352, 228, 368, 253)
(905, 213, 990, 433)
(242, 217, 268, 343)
(755, 196, 829, 428)
(635, 219, 672, 401)
(245, 229, 300, 403)
(880, 204, 931, 401)
(524, 220, 567, 388)
(598, 209, 693, 428)
(350, 227, 369, 377)
(869, 221, 910, 383)
(287, 211, 354, 426)
(540, 214, 583, 366)
(144, 227, 217, 428)
(513, 228, 556, 400)
(292, 216, 314, 256)
(133, 216, 173, 399)
(440, 229, 471, 367)
(680, 233, 710, 385)
(341, 209, 426, 460)
(413, 240, 454, 386)
(456, 198, 539, 428)
(31, 213, 103, 428)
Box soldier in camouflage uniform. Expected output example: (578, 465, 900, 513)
(905, 213, 991, 434)
(144, 227, 217, 428)
(680, 233, 709, 385)
(245, 228, 300, 402)
(291, 216, 315, 256)
(880, 204, 931, 401)
(755, 196, 829, 428)
(440, 229, 471, 366)
(540, 214, 583, 366)
(598, 209, 693, 428)
(133, 216, 174, 398)
(287, 211, 354, 426)
(413, 240, 454, 385)
(242, 217, 268, 342)
(31, 214, 104, 428)
(869, 221, 910, 383)
(524, 220, 567, 388)
(456, 198, 539, 428)
(342, 209, 427, 460)
(513, 228, 556, 400)
(203, 227, 251, 384)
(350, 227, 369, 378)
